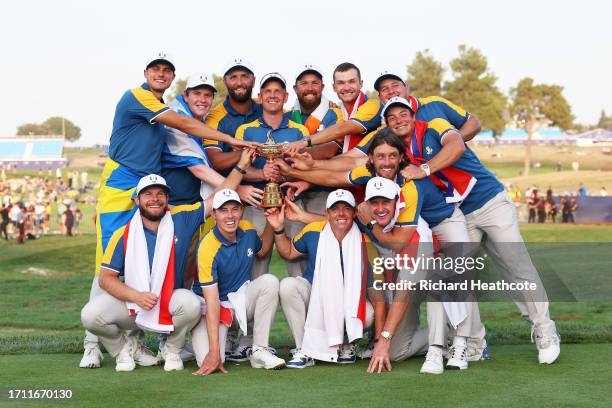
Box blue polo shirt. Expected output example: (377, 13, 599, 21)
(101, 202, 206, 289)
(410, 119, 503, 215)
(355, 96, 471, 155)
(194, 221, 262, 301)
(203, 98, 262, 147)
(292, 221, 374, 286)
(236, 114, 309, 190)
(350, 96, 383, 134)
(108, 83, 170, 176)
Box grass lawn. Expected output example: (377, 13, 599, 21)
(1, 344, 611, 408)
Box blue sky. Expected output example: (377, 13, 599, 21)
(2, 0, 610, 146)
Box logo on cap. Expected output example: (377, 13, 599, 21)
(222, 190, 232, 197)
(156, 52, 167, 59)
(234, 58, 243, 64)
(374, 181, 384, 190)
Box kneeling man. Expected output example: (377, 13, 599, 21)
(192, 189, 281, 374)
(81, 176, 203, 372)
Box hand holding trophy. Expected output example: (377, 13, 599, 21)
(256, 130, 287, 208)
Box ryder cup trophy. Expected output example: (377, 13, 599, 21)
(256, 131, 287, 208)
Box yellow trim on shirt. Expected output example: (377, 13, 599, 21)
(293, 220, 327, 242)
(130, 87, 167, 113)
(397, 181, 419, 225)
(197, 231, 222, 284)
(102, 225, 127, 265)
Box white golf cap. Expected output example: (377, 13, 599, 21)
(213, 188, 242, 210)
(146, 51, 175, 71)
(365, 177, 400, 201)
(294, 64, 323, 83)
(260, 72, 287, 89)
(326, 189, 356, 209)
(381, 96, 416, 119)
(373, 70, 404, 91)
(135, 174, 170, 196)
(186, 72, 217, 92)
(223, 57, 254, 76)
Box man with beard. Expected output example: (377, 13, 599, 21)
(384, 97, 561, 365)
(81, 165, 254, 373)
(286, 63, 383, 155)
(81, 53, 255, 369)
(284, 70, 480, 175)
(290, 64, 344, 214)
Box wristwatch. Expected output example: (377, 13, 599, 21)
(380, 330, 393, 340)
(366, 220, 377, 231)
(420, 163, 431, 176)
(305, 136, 313, 148)
(234, 165, 247, 175)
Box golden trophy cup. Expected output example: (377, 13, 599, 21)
(256, 131, 287, 208)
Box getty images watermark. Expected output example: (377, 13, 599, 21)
(371, 253, 539, 292)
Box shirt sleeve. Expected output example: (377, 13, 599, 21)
(347, 164, 373, 186)
(129, 87, 170, 124)
(427, 118, 456, 142)
(203, 109, 225, 150)
(354, 128, 378, 155)
(101, 228, 126, 276)
(427, 97, 470, 129)
(396, 182, 423, 227)
(197, 236, 219, 287)
(350, 98, 383, 134)
(292, 227, 310, 254)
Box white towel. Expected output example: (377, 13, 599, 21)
(223, 280, 250, 335)
(302, 223, 364, 362)
(124, 209, 175, 333)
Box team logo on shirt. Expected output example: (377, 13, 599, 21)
(247, 248, 254, 257)
(425, 146, 433, 155)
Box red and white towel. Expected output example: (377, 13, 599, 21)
(123, 209, 175, 333)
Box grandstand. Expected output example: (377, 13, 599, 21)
(0, 136, 67, 169)
(474, 127, 568, 145)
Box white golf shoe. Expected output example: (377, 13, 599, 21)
(533, 322, 561, 364)
(163, 351, 184, 372)
(420, 346, 444, 374)
(250, 345, 286, 370)
(115, 337, 136, 372)
(134, 342, 159, 366)
(79, 345, 103, 368)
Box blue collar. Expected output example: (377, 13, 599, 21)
(213, 224, 245, 246)
(223, 97, 261, 117)
(259, 112, 291, 130)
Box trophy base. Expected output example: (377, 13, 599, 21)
(261, 182, 284, 208)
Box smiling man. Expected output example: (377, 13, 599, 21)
(191, 189, 282, 374)
(81, 53, 255, 369)
(265, 190, 378, 368)
(382, 97, 560, 365)
(286, 63, 383, 154)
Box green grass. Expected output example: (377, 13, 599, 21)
(1, 345, 611, 408)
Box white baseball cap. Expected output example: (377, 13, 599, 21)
(326, 189, 356, 209)
(373, 70, 404, 91)
(135, 174, 170, 196)
(260, 72, 287, 89)
(223, 57, 254, 76)
(186, 72, 217, 92)
(213, 189, 242, 210)
(294, 64, 323, 83)
(146, 51, 175, 71)
(365, 177, 400, 201)
(381, 96, 416, 119)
